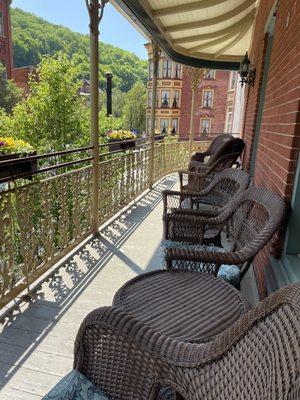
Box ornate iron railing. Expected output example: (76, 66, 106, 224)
(0, 140, 209, 309)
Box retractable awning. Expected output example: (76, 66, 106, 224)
(111, 0, 259, 70)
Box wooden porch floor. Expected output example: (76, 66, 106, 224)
(0, 175, 259, 399)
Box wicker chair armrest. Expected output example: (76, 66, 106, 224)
(164, 211, 229, 227)
(190, 151, 209, 163)
(162, 189, 220, 217)
(178, 169, 209, 178)
(74, 306, 204, 372)
(165, 247, 243, 266)
(74, 284, 300, 369)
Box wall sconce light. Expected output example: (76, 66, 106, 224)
(238, 52, 256, 87)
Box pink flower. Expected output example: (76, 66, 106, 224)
(0, 141, 6, 147)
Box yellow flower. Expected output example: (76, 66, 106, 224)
(108, 130, 135, 140)
(0, 136, 34, 155)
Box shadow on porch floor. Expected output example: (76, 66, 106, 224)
(0, 175, 258, 399)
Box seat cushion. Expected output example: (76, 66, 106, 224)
(160, 240, 241, 287)
(113, 270, 249, 343)
(43, 370, 110, 400)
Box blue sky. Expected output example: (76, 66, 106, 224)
(11, 0, 148, 59)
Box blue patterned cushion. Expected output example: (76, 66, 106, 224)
(161, 240, 241, 287)
(43, 370, 110, 400)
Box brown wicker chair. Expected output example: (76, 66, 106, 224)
(180, 138, 245, 193)
(163, 168, 251, 249)
(74, 282, 300, 400)
(163, 168, 251, 218)
(163, 187, 285, 283)
(190, 133, 234, 163)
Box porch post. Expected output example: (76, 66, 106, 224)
(86, 0, 107, 234)
(149, 42, 161, 189)
(189, 87, 196, 156)
(186, 67, 207, 156)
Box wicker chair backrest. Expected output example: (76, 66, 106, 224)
(186, 150, 245, 192)
(206, 133, 233, 155)
(201, 168, 250, 208)
(225, 187, 285, 252)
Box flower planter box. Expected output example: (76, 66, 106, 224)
(108, 139, 136, 153)
(0, 152, 38, 182)
(154, 135, 165, 142)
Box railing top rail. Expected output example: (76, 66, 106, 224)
(0, 145, 94, 166)
(0, 137, 213, 185)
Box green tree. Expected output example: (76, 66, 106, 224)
(0, 64, 22, 113)
(11, 8, 148, 93)
(10, 53, 89, 152)
(123, 81, 146, 133)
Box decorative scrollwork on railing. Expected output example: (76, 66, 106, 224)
(0, 141, 209, 309)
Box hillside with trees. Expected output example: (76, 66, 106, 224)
(11, 7, 148, 92)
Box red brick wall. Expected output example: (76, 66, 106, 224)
(242, 0, 300, 297)
(13, 66, 34, 95)
(179, 68, 230, 139)
(0, 0, 13, 79)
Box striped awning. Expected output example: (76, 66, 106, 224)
(111, 0, 259, 70)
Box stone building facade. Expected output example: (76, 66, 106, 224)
(145, 43, 241, 139)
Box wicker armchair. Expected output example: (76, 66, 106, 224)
(163, 187, 285, 282)
(74, 283, 300, 400)
(180, 138, 245, 192)
(190, 133, 233, 163)
(163, 169, 251, 249)
(164, 168, 250, 218)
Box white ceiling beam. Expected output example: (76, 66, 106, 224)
(187, 15, 253, 53)
(153, 0, 228, 18)
(213, 23, 251, 58)
(188, 32, 238, 53)
(173, 9, 256, 44)
(164, 0, 256, 33)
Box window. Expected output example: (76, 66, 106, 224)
(200, 119, 211, 134)
(225, 107, 233, 133)
(206, 70, 215, 79)
(174, 63, 181, 79)
(147, 118, 151, 134)
(171, 118, 179, 134)
(160, 118, 169, 133)
(147, 91, 152, 107)
(172, 90, 180, 108)
(163, 60, 172, 78)
(0, 12, 4, 36)
(161, 90, 170, 108)
(148, 91, 159, 107)
(230, 71, 238, 89)
(157, 61, 161, 78)
(203, 90, 213, 108)
(149, 61, 153, 79)
(147, 118, 158, 134)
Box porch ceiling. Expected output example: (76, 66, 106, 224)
(111, 0, 259, 70)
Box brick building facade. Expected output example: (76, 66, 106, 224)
(242, 0, 300, 297)
(145, 43, 241, 139)
(13, 66, 36, 94)
(0, 0, 13, 79)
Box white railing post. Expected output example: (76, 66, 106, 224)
(149, 42, 161, 189)
(86, 0, 107, 234)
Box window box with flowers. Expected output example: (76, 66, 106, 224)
(0, 137, 37, 181)
(107, 130, 136, 153)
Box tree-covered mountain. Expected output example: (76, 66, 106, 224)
(11, 8, 148, 92)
